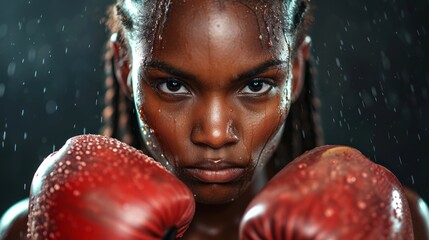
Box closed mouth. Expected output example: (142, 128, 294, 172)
(184, 167, 245, 183)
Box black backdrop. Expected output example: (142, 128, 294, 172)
(1, 0, 428, 214)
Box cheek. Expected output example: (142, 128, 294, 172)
(242, 92, 290, 170)
(132, 82, 190, 170)
(247, 113, 285, 161)
(246, 74, 292, 161)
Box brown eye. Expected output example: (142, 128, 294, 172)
(240, 79, 273, 95)
(157, 79, 190, 94)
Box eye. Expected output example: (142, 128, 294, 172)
(240, 79, 273, 95)
(157, 79, 190, 94)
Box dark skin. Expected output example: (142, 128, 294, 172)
(0, 1, 428, 239)
(113, 0, 308, 238)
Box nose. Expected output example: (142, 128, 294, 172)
(191, 96, 239, 149)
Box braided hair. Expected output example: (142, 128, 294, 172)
(101, 40, 141, 148)
(100, 0, 323, 172)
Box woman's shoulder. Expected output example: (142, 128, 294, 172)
(0, 198, 29, 240)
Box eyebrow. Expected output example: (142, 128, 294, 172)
(144, 59, 287, 81)
(144, 61, 197, 81)
(236, 59, 287, 80)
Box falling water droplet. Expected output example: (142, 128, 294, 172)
(7, 62, 16, 76)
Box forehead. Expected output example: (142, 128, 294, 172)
(127, 0, 290, 72)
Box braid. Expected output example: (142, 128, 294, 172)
(100, 43, 119, 139)
(100, 42, 141, 148)
(274, 57, 324, 170)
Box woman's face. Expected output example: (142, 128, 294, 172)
(120, 0, 301, 204)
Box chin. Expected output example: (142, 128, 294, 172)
(187, 181, 247, 205)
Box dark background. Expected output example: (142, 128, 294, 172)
(1, 0, 428, 214)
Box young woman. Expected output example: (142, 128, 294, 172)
(102, 0, 319, 238)
(1, 0, 428, 239)
(98, 0, 427, 239)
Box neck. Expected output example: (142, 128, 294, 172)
(182, 161, 276, 240)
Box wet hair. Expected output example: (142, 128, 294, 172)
(101, 0, 323, 171)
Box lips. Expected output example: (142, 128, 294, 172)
(183, 160, 245, 183)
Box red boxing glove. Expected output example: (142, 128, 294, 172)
(240, 145, 414, 240)
(28, 135, 195, 240)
